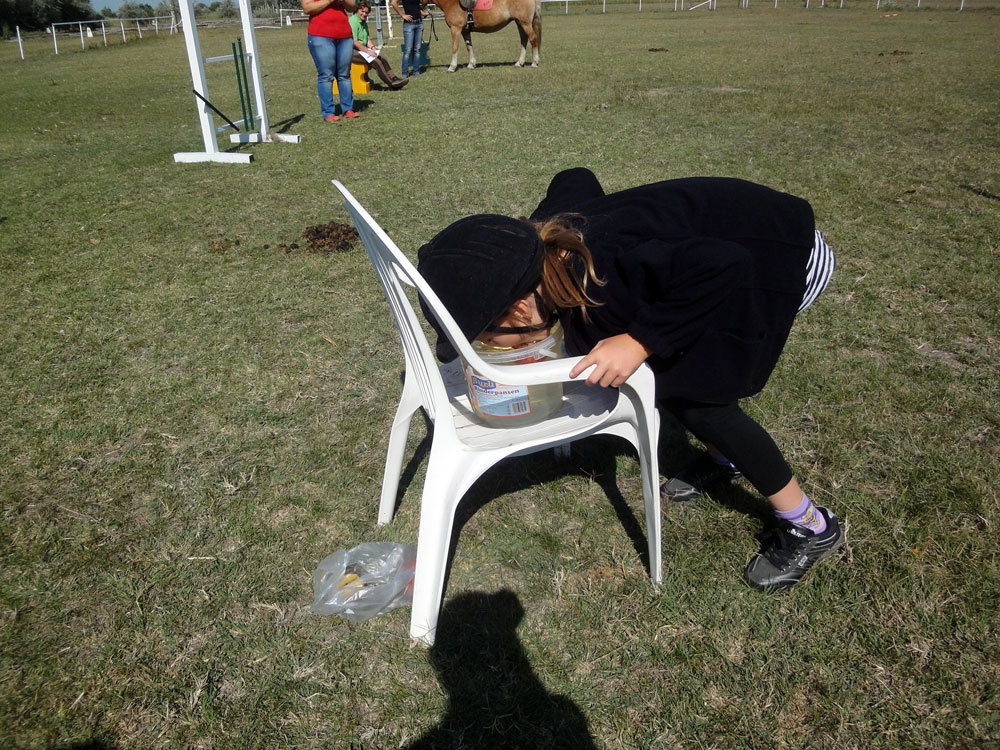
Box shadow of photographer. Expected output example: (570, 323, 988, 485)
(407, 590, 597, 750)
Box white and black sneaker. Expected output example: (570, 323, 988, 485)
(744, 507, 844, 591)
(661, 453, 742, 502)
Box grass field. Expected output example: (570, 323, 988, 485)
(2, 5, 999, 748)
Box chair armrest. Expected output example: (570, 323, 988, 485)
(469, 356, 655, 395)
(466, 355, 591, 387)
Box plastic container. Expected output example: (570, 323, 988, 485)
(463, 324, 565, 426)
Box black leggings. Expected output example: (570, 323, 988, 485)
(660, 397, 793, 497)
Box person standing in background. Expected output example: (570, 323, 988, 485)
(302, 0, 361, 121)
(391, 0, 428, 78)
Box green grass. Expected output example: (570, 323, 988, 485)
(2, 6, 999, 748)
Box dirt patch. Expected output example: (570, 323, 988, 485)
(301, 221, 360, 253)
(915, 343, 968, 372)
(257, 221, 360, 255)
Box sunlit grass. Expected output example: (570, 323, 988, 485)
(1, 7, 998, 748)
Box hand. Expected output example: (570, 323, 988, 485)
(568, 334, 651, 388)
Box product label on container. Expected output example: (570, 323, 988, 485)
(467, 374, 532, 418)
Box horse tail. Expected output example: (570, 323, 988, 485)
(533, 0, 542, 39)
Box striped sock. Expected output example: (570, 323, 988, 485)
(798, 230, 836, 314)
(776, 494, 827, 534)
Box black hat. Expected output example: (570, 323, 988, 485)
(417, 214, 543, 362)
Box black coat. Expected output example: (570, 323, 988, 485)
(530, 168, 817, 404)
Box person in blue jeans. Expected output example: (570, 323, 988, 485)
(391, 0, 428, 77)
(302, 0, 360, 121)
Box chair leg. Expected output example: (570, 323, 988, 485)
(640, 410, 662, 584)
(408, 446, 497, 645)
(378, 377, 422, 525)
(408, 462, 465, 645)
(641, 466, 662, 585)
(379, 410, 417, 525)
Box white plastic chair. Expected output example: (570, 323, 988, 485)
(332, 180, 662, 645)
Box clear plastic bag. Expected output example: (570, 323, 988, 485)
(310, 542, 417, 622)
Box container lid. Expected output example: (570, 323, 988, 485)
(471, 323, 564, 364)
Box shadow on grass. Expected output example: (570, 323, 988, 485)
(657, 409, 774, 527)
(271, 113, 306, 134)
(389, 412, 678, 579)
(50, 739, 117, 750)
(423, 61, 521, 72)
(405, 590, 597, 750)
(388, 405, 773, 605)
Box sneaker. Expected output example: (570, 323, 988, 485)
(324, 114, 340, 122)
(661, 453, 742, 501)
(744, 507, 844, 591)
(343, 109, 360, 119)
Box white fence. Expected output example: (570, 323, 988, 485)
(277, 8, 308, 25)
(278, 2, 395, 41)
(9, 15, 284, 61)
(7, 0, 983, 62)
(47, 16, 176, 55)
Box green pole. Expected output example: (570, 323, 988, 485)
(236, 37, 255, 132)
(233, 40, 251, 132)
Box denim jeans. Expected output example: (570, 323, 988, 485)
(308, 33, 354, 116)
(400, 21, 423, 76)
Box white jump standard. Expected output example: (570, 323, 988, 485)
(174, 0, 300, 164)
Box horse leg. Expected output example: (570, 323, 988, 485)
(462, 27, 476, 69)
(514, 24, 528, 68)
(531, 13, 541, 66)
(516, 15, 541, 69)
(448, 25, 462, 72)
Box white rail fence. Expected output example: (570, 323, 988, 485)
(6, 0, 980, 62)
(48, 16, 176, 55)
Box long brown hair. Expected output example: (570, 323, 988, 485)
(530, 214, 605, 317)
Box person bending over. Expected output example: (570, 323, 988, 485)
(416, 167, 843, 592)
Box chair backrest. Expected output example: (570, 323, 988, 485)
(333, 180, 488, 423)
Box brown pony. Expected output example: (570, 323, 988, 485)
(431, 0, 541, 72)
